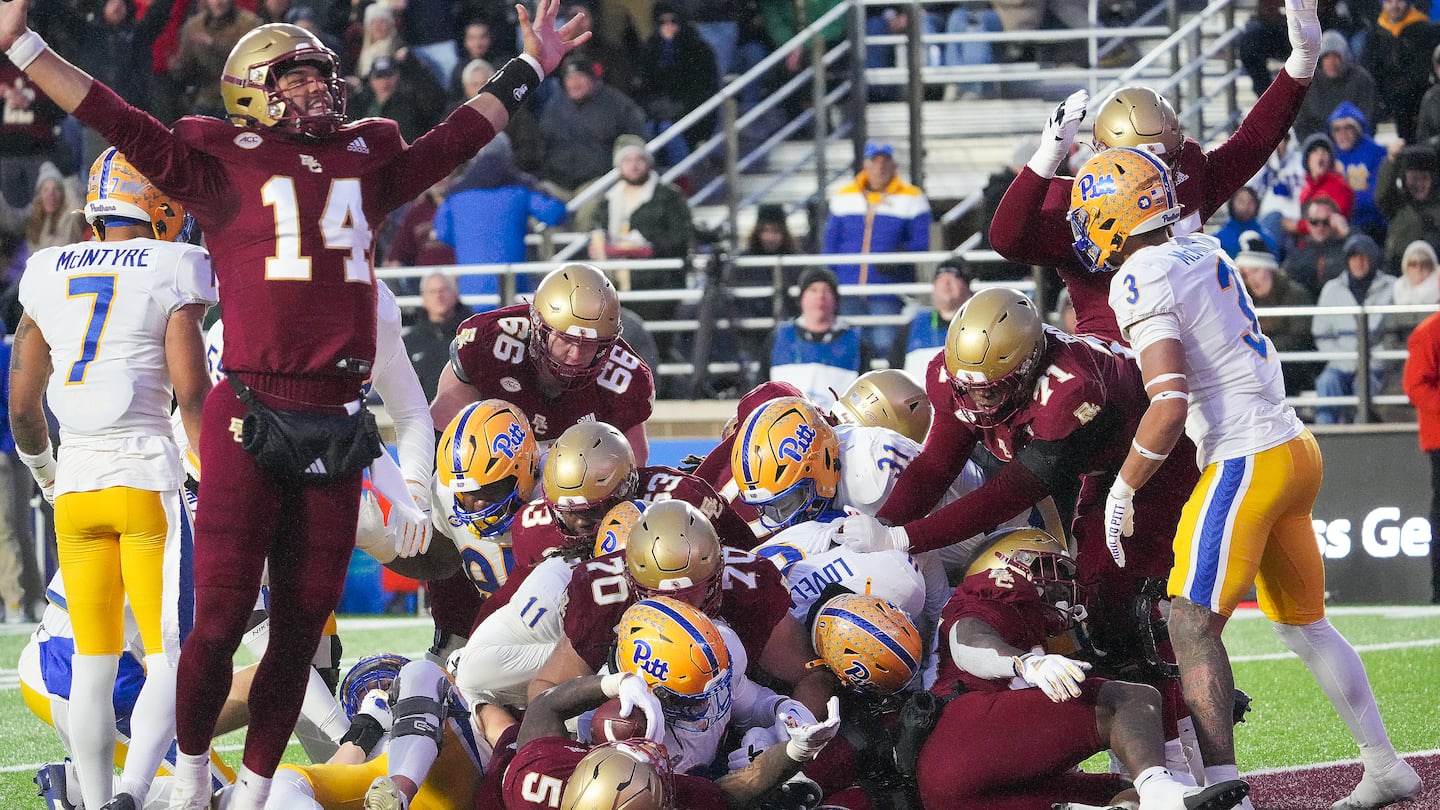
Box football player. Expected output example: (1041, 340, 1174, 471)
(988, 0, 1318, 344)
(1074, 148, 1421, 810)
(0, 1, 590, 806)
(839, 288, 1203, 769)
(920, 528, 1249, 810)
(829, 368, 933, 444)
(10, 149, 215, 810)
(497, 599, 841, 809)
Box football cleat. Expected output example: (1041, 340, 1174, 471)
(34, 763, 76, 810)
(364, 775, 411, 810)
(1330, 758, 1422, 810)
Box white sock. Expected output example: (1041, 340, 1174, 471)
(1176, 716, 1206, 784)
(230, 766, 272, 810)
(71, 654, 121, 808)
(1205, 763, 1242, 785)
(1163, 738, 1198, 786)
(300, 667, 351, 743)
(265, 768, 323, 810)
(1134, 766, 1186, 804)
(118, 653, 177, 801)
(172, 750, 213, 806)
(1272, 620, 1395, 758)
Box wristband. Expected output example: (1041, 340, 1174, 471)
(17, 442, 54, 472)
(479, 55, 543, 113)
(1110, 477, 1137, 499)
(338, 713, 387, 756)
(6, 29, 47, 72)
(600, 672, 627, 699)
(1131, 439, 1169, 461)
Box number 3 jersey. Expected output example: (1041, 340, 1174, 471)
(1109, 232, 1303, 468)
(450, 304, 655, 447)
(20, 237, 218, 496)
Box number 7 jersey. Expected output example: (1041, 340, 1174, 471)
(1108, 232, 1303, 467)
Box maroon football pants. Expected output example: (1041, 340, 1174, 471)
(175, 383, 362, 776)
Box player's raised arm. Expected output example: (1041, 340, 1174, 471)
(0, 0, 95, 112)
(464, 0, 592, 131)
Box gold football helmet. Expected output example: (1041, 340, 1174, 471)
(436, 400, 538, 538)
(730, 397, 840, 530)
(1092, 86, 1184, 161)
(560, 739, 674, 810)
(529, 264, 624, 388)
(624, 500, 723, 612)
(616, 597, 733, 732)
(1069, 147, 1182, 272)
(812, 594, 922, 696)
(944, 289, 1046, 428)
(594, 499, 648, 558)
(967, 527, 1083, 629)
(833, 369, 933, 444)
(221, 23, 347, 136)
(543, 422, 639, 540)
(84, 148, 190, 242)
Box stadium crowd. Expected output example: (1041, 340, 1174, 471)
(0, 0, 1434, 808)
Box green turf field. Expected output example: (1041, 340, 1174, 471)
(0, 608, 1435, 806)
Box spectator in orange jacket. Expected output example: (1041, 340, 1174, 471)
(1403, 309, 1440, 603)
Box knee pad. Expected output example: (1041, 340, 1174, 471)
(391, 695, 447, 747)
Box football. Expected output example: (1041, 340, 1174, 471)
(590, 697, 645, 742)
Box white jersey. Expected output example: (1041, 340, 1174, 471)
(452, 555, 573, 709)
(661, 622, 784, 774)
(21, 238, 217, 495)
(1109, 233, 1304, 468)
(757, 521, 927, 622)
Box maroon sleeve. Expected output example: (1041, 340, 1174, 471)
(988, 168, 1076, 267)
(372, 103, 497, 215)
(876, 356, 978, 525)
(904, 462, 1053, 553)
(609, 341, 656, 433)
(662, 469, 758, 550)
(690, 434, 735, 490)
(1196, 71, 1308, 221)
(501, 737, 589, 809)
(674, 775, 730, 809)
(562, 554, 630, 670)
(71, 82, 233, 224)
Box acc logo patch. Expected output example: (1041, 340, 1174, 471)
(500, 377, 521, 393)
(233, 132, 263, 150)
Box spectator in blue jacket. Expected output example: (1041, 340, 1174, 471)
(892, 256, 973, 376)
(1329, 101, 1390, 243)
(1215, 186, 1279, 259)
(765, 267, 870, 409)
(435, 133, 568, 302)
(822, 141, 932, 357)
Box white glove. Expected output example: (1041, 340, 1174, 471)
(838, 512, 910, 553)
(1027, 88, 1088, 179)
(603, 672, 666, 746)
(727, 726, 783, 771)
(1103, 477, 1136, 568)
(772, 698, 817, 739)
(388, 486, 433, 559)
(355, 491, 398, 563)
(1283, 0, 1321, 79)
(783, 696, 841, 762)
(1014, 652, 1091, 702)
(358, 688, 394, 731)
(17, 443, 56, 505)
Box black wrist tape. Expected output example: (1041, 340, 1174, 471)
(480, 56, 542, 114)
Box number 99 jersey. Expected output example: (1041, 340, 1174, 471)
(449, 304, 655, 447)
(1108, 232, 1301, 468)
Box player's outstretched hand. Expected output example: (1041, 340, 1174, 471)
(1027, 88, 1088, 179)
(1283, 0, 1321, 80)
(783, 696, 841, 762)
(0, 0, 30, 52)
(519, 0, 593, 77)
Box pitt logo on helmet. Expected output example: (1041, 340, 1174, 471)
(777, 423, 817, 463)
(629, 640, 672, 681)
(1077, 172, 1117, 201)
(489, 422, 528, 460)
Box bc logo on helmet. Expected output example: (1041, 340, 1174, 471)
(631, 639, 672, 681)
(1078, 173, 1117, 201)
(489, 422, 528, 459)
(776, 423, 817, 463)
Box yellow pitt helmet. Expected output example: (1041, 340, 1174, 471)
(594, 499, 648, 558)
(221, 23, 347, 136)
(560, 740, 674, 810)
(436, 400, 538, 538)
(1091, 86, 1184, 161)
(833, 369, 933, 444)
(529, 263, 624, 388)
(944, 289, 1046, 428)
(85, 148, 190, 242)
(730, 397, 840, 530)
(543, 422, 639, 539)
(624, 500, 723, 613)
(617, 597, 733, 732)
(1068, 147, 1182, 273)
(967, 527, 1083, 628)
(812, 594, 922, 696)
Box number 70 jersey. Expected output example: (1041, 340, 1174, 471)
(1109, 232, 1300, 468)
(21, 237, 218, 437)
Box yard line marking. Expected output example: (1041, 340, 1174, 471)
(1232, 637, 1440, 662)
(1243, 748, 1440, 775)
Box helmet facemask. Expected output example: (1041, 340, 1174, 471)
(747, 477, 829, 531)
(229, 52, 347, 137)
(451, 476, 524, 538)
(654, 670, 733, 733)
(528, 310, 620, 390)
(549, 467, 639, 541)
(949, 344, 1042, 429)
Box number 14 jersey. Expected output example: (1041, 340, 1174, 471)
(1109, 232, 1303, 468)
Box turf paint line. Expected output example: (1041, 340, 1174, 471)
(1242, 748, 1440, 776)
(1231, 636, 1440, 662)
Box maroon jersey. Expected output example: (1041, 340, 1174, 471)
(932, 570, 1070, 695)
(450, 304, 654, 443)
(562, 548, 790, 672)
(510, 465, 759, 568)
(500, 736, 726, 810)
(989, 72, 1307, 343)
(878, 328, 1145, 551)
(73, 83, 494, 401)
